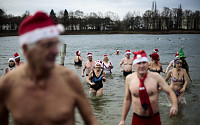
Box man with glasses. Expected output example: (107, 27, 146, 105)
(0, 11, 98, 125)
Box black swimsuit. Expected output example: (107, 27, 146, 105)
(149, 68, 162, 74)
(90, 70, 103, 91)
(74, 56, 82, 65)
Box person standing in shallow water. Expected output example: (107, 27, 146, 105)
(119, 50, 133, 77)
(148, 53, 165, 74)
(74, 51, 83, 65)
(14, 52, 24, 66)
(4, 58, 16, 74)
(119, 50, 178, 125)
(165, 59, 188, 104)
(178, 48, 193, 82)
(165, 52, 179, 73)
(102, 55, 113, 74)
(114, 49, 120, 55)
(82, 53, 96, 77)
(86, 61, 106, 97)
(0, 11, 98, 125)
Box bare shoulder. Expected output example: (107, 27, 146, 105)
(126, 72, 137, 84)
(148, 71, 163, 81)
(55, 65, 83, 93)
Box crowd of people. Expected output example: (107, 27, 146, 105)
(0, 11, 193, 125)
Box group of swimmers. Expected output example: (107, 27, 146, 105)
(74, 47, 192, 105)
(0, 11, 192, 125)
(5, 53, 23, 74)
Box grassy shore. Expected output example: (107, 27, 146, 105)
(0, 30, 200, 37)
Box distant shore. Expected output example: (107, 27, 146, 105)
(0, 30, 200, 37)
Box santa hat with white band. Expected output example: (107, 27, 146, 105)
(132, 50, 149, 65)
(125, 50, 131, 54)
(19, 11, 64, 46)
(87, 53, 92, 57)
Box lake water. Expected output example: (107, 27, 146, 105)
(0, 34, 200, 125)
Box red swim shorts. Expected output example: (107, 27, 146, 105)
(132, 112, 161, 125)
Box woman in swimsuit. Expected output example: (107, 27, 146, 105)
(148, 53, 165, 74)
(74, 51, 83, 65)
(102, 55, 113, 74)
(165, 59, 188, 104)
(5, 58, 16, 74)
(86, 61, 106, 97)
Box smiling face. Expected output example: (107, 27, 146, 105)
(95, 63, 101, 71)
(24, 37, 59, 70)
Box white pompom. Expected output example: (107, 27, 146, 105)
(56, 24, 65, 33)
(137, 54, 141, 58)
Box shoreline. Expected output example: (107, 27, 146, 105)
(0, 30, 200, 37)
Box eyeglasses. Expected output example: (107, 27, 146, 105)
(37, 40, 61, 49)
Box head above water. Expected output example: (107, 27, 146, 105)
(174, 59, 182, 68)
(151, 53, 159, 62)
(19, 11, 64, 70)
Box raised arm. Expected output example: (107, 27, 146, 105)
(119, 75, 132, 125)
(157, 74, 178, 117)
(166, 60, 173, 73)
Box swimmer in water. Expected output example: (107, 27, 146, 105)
(165, 59, 188, 104)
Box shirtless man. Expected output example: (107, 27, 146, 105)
(14, 52, 24, 66)
(114, 49, 120, 55)
(0, 11, 98, 125)
(119, 50, 178, 125)
(82, 53, 96, 77)
(119, 50, 133, 76)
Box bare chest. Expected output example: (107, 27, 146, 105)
(86, 62, 95, 69)
(124, 58, 133, 65)
(6, 79, 76, 124)
(130, 79, 158, 97)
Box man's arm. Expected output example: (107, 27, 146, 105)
(82, 62, 87, 77)
(157, 74, 178, 117)
(119, 75, 132, 125)
(119, 58, 124, 72)
(72, 73, 98, 125)
(165, 60, 173, 73)
(0, 78, 9, 125)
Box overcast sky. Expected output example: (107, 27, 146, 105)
(1, 0, 200, 20)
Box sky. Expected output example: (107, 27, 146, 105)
(1, 0, 200, 20)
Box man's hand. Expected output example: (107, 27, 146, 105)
(169, 106, 178, 117)
(119, 120, 125, 125)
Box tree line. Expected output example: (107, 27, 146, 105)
(0, 2, 200, 33)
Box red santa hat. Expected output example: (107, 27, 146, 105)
(95, 60, 102, 67)
(104, 55, 108, 57)
(8, 58, 15, 63)
(175, 52, 179, 58)
(132, 50, 149, 65)
(19, 11, 64, 46)
(116, 49, 119, 52)
(14, 53, 20, 59)
(153, 49, 159, 53)
(87, 53, 92, 57)
(125, 50, 131, 54)
(151, 53, 159, 61)
(76, 51, 80, 56)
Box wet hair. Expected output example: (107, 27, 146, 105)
(174, 59, 182, 68)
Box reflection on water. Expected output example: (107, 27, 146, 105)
(1, 34, 200, 125)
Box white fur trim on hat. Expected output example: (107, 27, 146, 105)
(15, 56, 20, 59)
(133, 57, 149, 65)
(19, 25, 60, 46)
(8, 58, 15, 63)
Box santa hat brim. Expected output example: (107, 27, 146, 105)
(19, 25, 61, 46)
(15, 56, 20, 59)
(133, 57, 149, 65)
